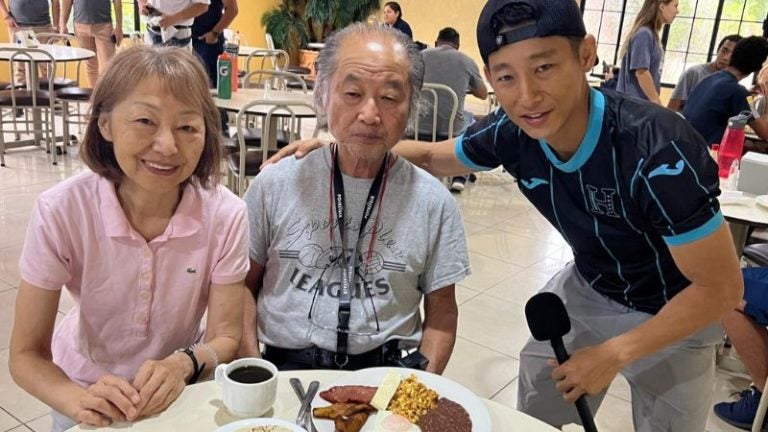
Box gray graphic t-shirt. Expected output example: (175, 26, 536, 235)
(243, 146, 470, 354)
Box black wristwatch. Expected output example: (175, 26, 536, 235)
(178, 347, 206, 384)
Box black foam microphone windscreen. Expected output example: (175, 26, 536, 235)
(525, 291, 571, 341)
(524, 292, 598, 432)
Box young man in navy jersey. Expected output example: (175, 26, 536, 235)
(270, 0, 743, 430)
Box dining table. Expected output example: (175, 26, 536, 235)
(0, 42, 94, 161)
(214, 87, 316, 141)
(720, 190, 768, 256)
(65, 369, 559, 431)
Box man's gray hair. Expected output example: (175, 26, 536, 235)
(313, 23, 425, 128)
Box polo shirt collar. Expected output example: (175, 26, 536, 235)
(98, 176, 203, 240)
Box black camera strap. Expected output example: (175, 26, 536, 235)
(329, 144, 392, 364)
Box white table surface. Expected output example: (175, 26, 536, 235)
(0, 42, 94, 62)
(720, 191, 768, 255)
(66, 369, 558, 431)
(721, 192, 768, 227)
(213, 88, 316, 118)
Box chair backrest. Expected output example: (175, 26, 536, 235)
(244, 49, 289, 74)
(0, 47, 56, 97)
(242, 70, 308, 94)
(233, 99, 319, 195)
(35, 33, 82, 84)
(265, 33, 276, 51)
(413, 82, 459, 142)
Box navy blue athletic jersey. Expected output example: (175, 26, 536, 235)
(457, 88, 722, 314)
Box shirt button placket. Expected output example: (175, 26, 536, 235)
(137, 246, 153, 338)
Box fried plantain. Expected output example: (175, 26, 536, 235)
(334, 411, 370, 432)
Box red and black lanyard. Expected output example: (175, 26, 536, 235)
(328, 143, 393, 361)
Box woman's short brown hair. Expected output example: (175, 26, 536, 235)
(80, 46, 221, 188)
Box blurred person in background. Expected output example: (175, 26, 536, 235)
(682, 36, 768, 145)
(60, 0, 123, 87)
(383, 1, 412, 40)
(667, 34, 742, 112)
(418, 26, 487, 193)
(615, 0, 679, 104)
(0, 0, 60, 84)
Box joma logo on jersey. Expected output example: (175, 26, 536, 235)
(586, 185, 620, 218)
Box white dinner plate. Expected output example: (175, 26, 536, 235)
(756, 195, 768, 209)
(214, 417, 307, 432)
(310, 367, 491, 431)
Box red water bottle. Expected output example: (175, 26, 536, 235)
(717, 113, 749, 179)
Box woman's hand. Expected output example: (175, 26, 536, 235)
(75, 374, 141, 426)
(132, 355, 190, 418)
(4, 16, 18, 29)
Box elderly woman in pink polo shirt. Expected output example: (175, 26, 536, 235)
(8, 46, 249, 431)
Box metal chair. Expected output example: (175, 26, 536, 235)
(243, 49, 289, 75)
(33, 33, 79, 90)
(0, 47, 57, 166)
(744, 243, 768, 267)
(235, 70, 309, 148)
(37, 33, 92, 148)
(242, 70, 309, 94)
(265, 32, 312, 76)
(227, 99, 318, 196)
(412, 82, 459, 142)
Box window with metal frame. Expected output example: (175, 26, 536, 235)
(583, 0, 768, 87)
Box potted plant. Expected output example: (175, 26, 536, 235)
(262, 0, 380, 65)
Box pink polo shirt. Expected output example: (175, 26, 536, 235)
(20, 171, 249, 387)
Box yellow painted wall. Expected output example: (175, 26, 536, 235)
(389, 0, 485, 68)
(231, 0, 279, 48)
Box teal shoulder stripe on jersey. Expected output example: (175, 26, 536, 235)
(538, 88, 605, 173)
(454, 135, 494, 171)
(663, 211, 724, 246)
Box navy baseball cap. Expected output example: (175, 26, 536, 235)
(477, 0, 586, 64)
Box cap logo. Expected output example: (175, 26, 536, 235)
(496, 35, 504, 46)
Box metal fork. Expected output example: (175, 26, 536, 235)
(290, 378, 320, 432)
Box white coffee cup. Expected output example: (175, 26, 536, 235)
(215, 357, 278, 417)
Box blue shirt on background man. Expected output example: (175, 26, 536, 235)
(682, 70, 750, 146)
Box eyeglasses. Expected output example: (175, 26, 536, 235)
(305, 247, 382, 338)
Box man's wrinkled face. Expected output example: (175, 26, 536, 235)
(325, 35, 412, 161)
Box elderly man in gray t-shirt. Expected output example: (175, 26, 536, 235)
(0, 0, 59, 83)
(240, 23, 470, 373)
(667, 34, 741, 112)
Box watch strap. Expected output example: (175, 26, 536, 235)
(180, 347, 206, 384)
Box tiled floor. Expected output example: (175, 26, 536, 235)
(0, 135, 754, 431)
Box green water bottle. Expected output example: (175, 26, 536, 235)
(217, 52, 232, 100)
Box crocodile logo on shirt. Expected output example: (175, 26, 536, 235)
(648, 159, 685, 179)
(520, 177, 549, 190)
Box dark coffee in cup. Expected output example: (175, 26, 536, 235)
(228, 365, 273, 384)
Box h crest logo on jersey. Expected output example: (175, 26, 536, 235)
(586, 185, 620, 218)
